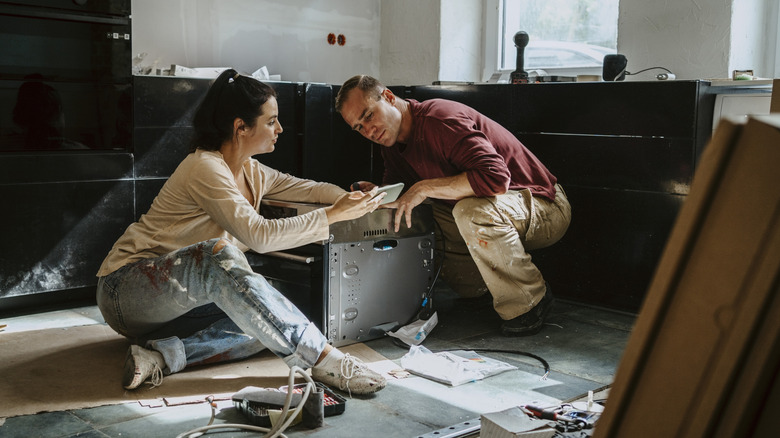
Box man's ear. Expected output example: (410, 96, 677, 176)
(381, 88, 395, 104)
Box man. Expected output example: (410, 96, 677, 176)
(335, 75, 571, 336)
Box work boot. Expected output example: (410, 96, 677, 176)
(312, 349, 386, 396)
(501, 283, 554, 336)
(122, 345, 165, 390)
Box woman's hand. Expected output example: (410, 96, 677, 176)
(324, 188, 385, 224)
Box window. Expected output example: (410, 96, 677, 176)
(484, 0, 619, 79)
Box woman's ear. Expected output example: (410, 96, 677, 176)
(233, 117, 245, 135)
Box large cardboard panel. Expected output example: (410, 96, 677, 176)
(595, 115, 780, 437)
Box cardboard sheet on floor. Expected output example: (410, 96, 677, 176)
(0, 323, 387, 419)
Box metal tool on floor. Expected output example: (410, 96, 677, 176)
(522, 404, 601, 433)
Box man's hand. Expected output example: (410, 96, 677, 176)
(382, 173, 478, 232)
(349, 180, 377, 192)
(383, 183, 427, 232)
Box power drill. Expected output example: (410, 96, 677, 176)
(510, 31, 530, 84)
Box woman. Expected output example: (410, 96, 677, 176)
(96, 69, 386, 395)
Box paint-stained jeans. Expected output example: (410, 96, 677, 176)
(96, 238, 326, 375)
(433, 184, 571, 320)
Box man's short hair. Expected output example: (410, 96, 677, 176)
(335, 75, 385, 113)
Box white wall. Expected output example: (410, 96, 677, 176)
(131, 0, 381, 85)
(618, 0, 773, 80)
(379, 0, 484, 85)
(131, 0, 775, 86)
(439, 0, 483, 83)
(379, 0, 440, 85)
(381, 0, 776, 83)
(730, 0, 772, 77)
(617, 0, 731, 80)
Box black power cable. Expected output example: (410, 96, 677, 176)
(414, 215, 445, 321)
(627, 66, 673, 75)
(435, 348, 550, 379)
(625, 66, 676, 80)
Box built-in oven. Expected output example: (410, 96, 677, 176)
(0, 0, 132, 152)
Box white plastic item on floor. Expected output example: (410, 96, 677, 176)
(400, 345, 517, 386)
(387, 312, 438, 346)
(480, 406, 556, 438)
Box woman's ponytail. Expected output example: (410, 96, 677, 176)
(190, 68, 276, 153)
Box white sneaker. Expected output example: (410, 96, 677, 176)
(312, 353, 386, 396)
(122, 345, 164, 390)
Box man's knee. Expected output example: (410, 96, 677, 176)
(452, 197, 492, 227)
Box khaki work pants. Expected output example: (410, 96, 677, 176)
(433, 184, 571, 320)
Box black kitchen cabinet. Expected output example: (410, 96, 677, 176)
(0, 152, 135, 306)
(2, 77, 756, 315)
(405, 81, 717, 312)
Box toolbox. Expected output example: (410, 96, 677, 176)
(279, 382, 347, 417)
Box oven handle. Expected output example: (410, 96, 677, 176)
(264, 251, 320, 264)
(0, 4, 130, 25)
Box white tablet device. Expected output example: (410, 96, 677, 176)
(372, 182, 404, 205)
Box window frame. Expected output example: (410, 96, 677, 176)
(772, 0, 780, 77)
(482, 0, 616, 81)
(482, 0, 503, 82)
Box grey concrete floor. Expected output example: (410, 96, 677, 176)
(0, 284, 635, 438)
